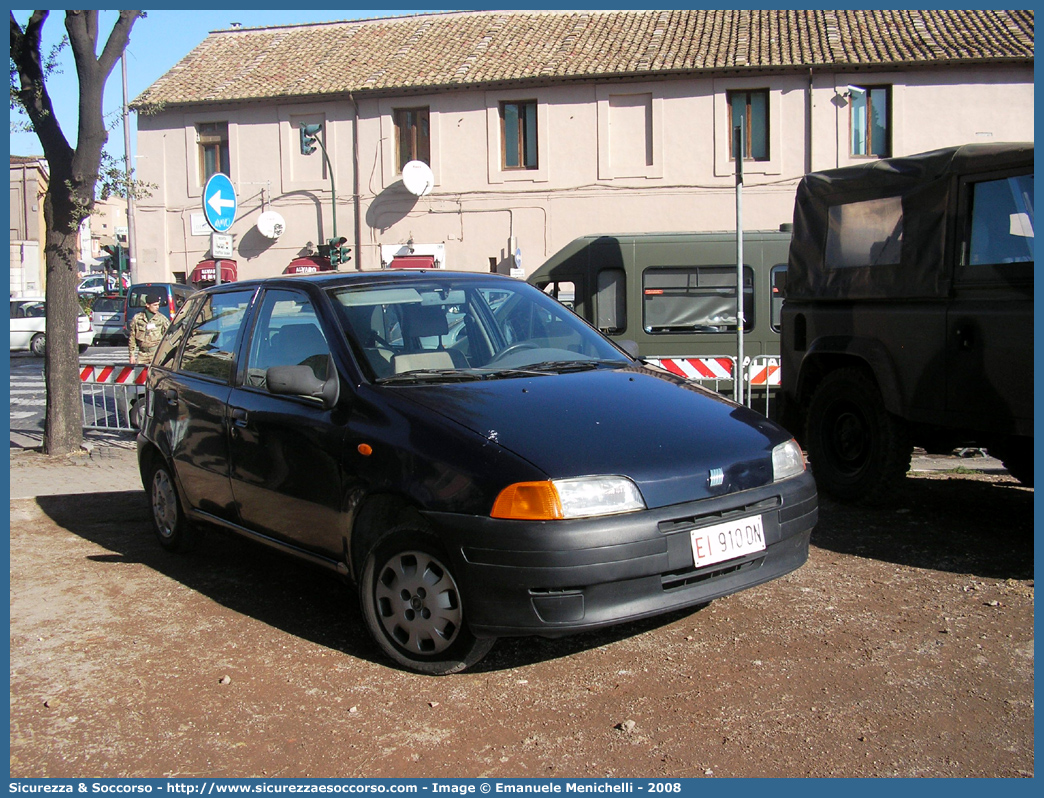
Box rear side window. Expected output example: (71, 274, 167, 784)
(968, 174, 1034, 265)
(643, 266, 753, 333)
(179, 291, 253, 382)
(824, 196, 903, 269)
(153, 295, 204, 370)
(770, 265, 787, 332)
(595, 269, 626, 333)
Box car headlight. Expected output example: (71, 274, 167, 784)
(772, 439, 806, 482)
(492, 476, 646, 520)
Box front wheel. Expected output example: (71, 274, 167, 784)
(805, 368, 911, 504)
(147, 457, 199, 552)
(360, 526, 494, 675)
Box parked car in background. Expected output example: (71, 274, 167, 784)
(78, 273, 129, 295)
(137, 270, 817, 675)
(10, 297, 95, 355)
(122, 282, 195, 340)
(90, 294, 129, 345)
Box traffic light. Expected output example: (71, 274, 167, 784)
(299, 123, 321, 155)
(327, 237, 349, 267)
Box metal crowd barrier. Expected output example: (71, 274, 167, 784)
(644, 354, 781, 416)
(80, 361, 148, 431)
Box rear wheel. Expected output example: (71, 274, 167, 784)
(805, 368, 911, 504)
(30, 333, 45, 357)
(360, 526, 494, 675)
(147, 457, 198, 552)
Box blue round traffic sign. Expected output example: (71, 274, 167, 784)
(203, 173, 237, 232)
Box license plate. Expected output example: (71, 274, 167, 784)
(690, 515, 766, 569)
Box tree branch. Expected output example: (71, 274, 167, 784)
(9, 10, 73, 162)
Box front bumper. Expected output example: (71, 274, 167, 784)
(424, 470, 817, 637)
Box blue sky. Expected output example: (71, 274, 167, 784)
(9, 9, 438, 161)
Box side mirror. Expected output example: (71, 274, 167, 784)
(267, 356, 340, 409)
(617, 339, 641, 359)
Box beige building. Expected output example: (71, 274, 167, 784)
(131, 9, 1034, 283)
(10, 155, 49, 296)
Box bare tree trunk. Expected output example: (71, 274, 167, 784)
(42, 195, 84, 454)
(11, 10, 142, 455)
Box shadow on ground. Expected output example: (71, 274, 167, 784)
(811, 473, 1033, 580)
(29, 491, 698, 673)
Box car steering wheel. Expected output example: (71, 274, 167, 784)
(490, 342, 539, 364)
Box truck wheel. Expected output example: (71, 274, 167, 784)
(805, 368, 911, 504)
(993, 439, 1033, 487)
(360, 525, 495, 675)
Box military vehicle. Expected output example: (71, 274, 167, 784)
(528, 230, 791, 408)
(780, 142, 1033, 502)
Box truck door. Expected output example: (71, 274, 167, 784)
(946, 170, 1034, 435)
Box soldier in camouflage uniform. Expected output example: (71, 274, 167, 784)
(128, 294, 170, 364)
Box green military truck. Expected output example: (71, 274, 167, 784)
(527, 230, 791, 408)
(780, 142, 1033, 502)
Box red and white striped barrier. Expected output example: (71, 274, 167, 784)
(747, 359, 781, 387)
(647, 356, 735, 381)
(79, 364, 149, 385)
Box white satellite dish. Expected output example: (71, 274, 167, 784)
(257, 210, 286, 239)
(401, 160, 435, 197)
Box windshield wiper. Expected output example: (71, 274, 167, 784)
(516, 359, 609, 374)
(375, 369, 483, 385)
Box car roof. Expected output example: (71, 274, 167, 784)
(203, 269, 516, 294)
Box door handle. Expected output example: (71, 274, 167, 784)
(955, 324, 975, 351)
(163, 388, 178, 407)
(230, 407, 248, 426)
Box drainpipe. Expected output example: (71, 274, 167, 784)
(349, 92, 362, 271)
(807, 68, 814, 175)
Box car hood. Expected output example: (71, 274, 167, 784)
(389, 366, 791, 508)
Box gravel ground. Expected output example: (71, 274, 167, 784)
(8, 447, 1034, 778)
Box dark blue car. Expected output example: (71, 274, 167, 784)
(137, 270, 817, 674)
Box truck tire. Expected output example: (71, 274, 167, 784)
(805, 368, 911, 504)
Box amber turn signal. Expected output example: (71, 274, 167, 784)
(491, 481, 564, 520)
(357, 443, 373, 456)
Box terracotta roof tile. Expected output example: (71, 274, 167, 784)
(134, 9, 1034, 108)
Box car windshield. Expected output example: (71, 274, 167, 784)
(330, 277, 630, 382)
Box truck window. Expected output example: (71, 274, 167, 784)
(770, 265, 787, 332)
(642, 266, 753, 334)
(540, 281, 576, 310)
(968, 174, 1034, 265)
(595, 269, 625, 333)
(825, 195, 903, 269)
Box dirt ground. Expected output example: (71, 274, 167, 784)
(8, 450, 1034, 779)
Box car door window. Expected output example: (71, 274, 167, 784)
(244, 289, 331, 390)
(179, 291, 252, 382)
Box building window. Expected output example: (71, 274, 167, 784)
(501, 101, 538, 169)
(197, 122, 230, 182)
(727, 90, 769, 161)
(394, 107, 430, 172)
(850, 85, 891, 157)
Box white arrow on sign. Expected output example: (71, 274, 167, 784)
(207, 190, 236, 215)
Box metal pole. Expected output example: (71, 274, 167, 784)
(314, 136, 337, 240)
(121, 54, 137, 289)
(734, 124, 745, 406)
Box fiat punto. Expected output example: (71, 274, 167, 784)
(137, 271, 817, 674)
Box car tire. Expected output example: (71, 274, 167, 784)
(79, 344, 89, 354)
(129, 397, 145, 430)
(147, 457, 199, 553)
(360, 526, 495, 675)
(30, 333, 45, 357)
(993, 438, 1033, 487)
(805, 368, 911, 504)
